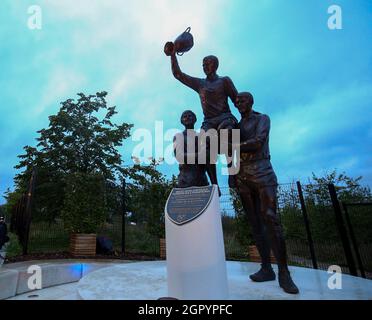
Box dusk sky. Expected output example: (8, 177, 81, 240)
(1, 0, 371, 203)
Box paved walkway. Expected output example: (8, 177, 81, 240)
(4, 260, 372, 300)
(8, 282, 80, 300)
(1, 259, 134, 300)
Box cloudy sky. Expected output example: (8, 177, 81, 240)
(0, 0, 371, 203)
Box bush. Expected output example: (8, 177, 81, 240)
(230, 189, 253, 247)
(61, 172, 107, 234)
(5, 233, 23, 258)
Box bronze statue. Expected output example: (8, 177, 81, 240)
(165, 29, 238, 189)
(233, 92, 299, 294)
(173, 110, 209, 188)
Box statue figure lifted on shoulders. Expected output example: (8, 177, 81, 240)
(165, 30, 239, 190)
(173, 110, 210, 188)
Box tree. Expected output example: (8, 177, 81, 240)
(304, 170, 372, 204)
(0, 205, 5, 218)
(62, 172, 107, 233)
(12, 92, 133, 223)
(304, 170, 372, 243)
(127, 159, 177, 238)
(281, 170, 372, 243)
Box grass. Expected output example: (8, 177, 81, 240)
(28, 221, 69, 253)
(4, 232, 23, 258)
(28, 219, 160, 256)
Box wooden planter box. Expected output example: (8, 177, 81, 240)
(248, 245, 276, 264)
(160, 238, 166, 259)
(70, 233, 96, 257)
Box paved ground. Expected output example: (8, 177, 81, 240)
(76, 261, 372, 300)
(2, 258, 134, 300)
(5, 260, 372, 300)
(8, 282, 80, 300)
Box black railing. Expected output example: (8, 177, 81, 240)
(9, 178, 372, 279)
(220, 183, 372, 279)
(341, 202, 372, 279)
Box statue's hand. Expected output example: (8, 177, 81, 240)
(164, 42, 175, 56)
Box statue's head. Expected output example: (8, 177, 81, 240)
(180, 110, 197, 128)
(236, 92, 254, 114)
(203, 55, 219, 76)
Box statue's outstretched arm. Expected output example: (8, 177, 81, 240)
(171, 54, 201, 92)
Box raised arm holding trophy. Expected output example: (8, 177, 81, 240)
(165, 27, 239, 191)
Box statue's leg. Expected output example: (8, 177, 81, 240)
(227, 164, 237, 188)
(201, 122, 221, 195)
(217, 119, 238, 188)
(205, 164, 221, 196)
(239, 187, 275, 281)
(258, 186, 299, 293)
(258, 186, 287, 266)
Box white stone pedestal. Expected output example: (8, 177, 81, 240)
(165, 185, 228, 300)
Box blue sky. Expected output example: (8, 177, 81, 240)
(0, 0, 371, 203)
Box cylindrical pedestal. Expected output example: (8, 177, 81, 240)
(165, 185, 228, 299)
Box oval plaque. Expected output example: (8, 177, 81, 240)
(165, 185, 215, 225)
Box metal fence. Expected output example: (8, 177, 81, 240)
(219, 183, 372, 279)
(27, 217, 160, 258)
(9, 179, 372, 279)
(341, 202, 372, 279)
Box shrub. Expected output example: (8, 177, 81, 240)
(61, 172, 107, 234)
(5, 233, 23, 258)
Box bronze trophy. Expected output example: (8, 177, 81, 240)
(164, 27, 194, 56)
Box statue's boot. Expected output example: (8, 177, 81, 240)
(250, 263, 276, 282)
(250, 233, 275, 282)
(278, 267, 299, 294)
(268, 222, 299, 294)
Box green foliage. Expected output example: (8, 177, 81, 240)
(12, 92, 132, 223)
(303, 170, 372, 243)
(127, 159, 177, 238)
(278, 184, 307, 241)
(221, 214, 249, 260)
(125, 223, 160, 255)
(304, 170, 372, 205)
(281, 170, 372, 243)
(61, 172, 107, 234)
(280, 208, 306, 241)
(3, 188, 23, 218)
(231, 170, 372, 246)
(230, 189, 253, 247)
(5, 232, 23, 258)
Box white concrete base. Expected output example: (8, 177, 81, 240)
(165, 185, 228, 299)
(77, 261, 372, 300)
